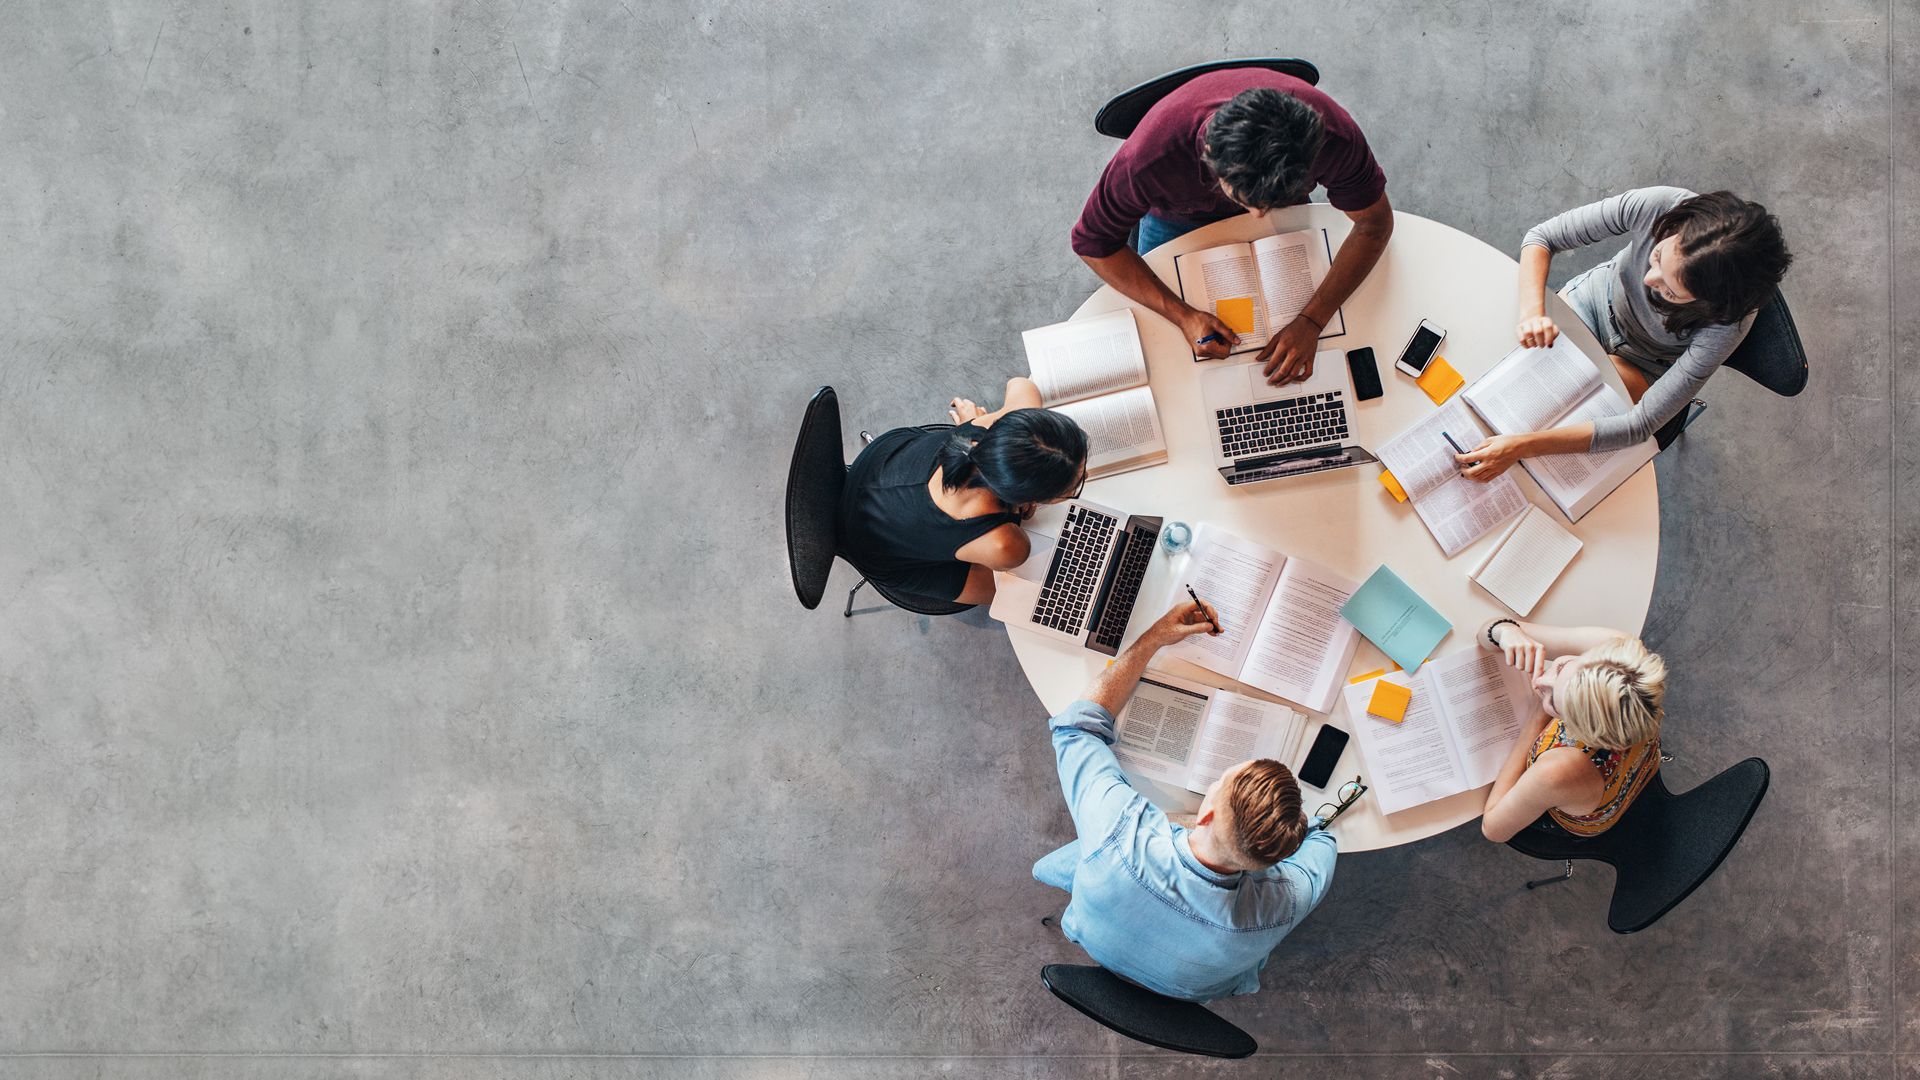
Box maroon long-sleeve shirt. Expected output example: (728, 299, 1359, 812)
(1071, 69, 1387, 259)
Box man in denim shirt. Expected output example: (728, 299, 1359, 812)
(1033, 600, 1338, 1002)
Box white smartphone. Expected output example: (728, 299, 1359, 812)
(1393, 319, 1447, 377)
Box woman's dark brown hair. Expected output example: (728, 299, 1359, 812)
(1648, 191, 1792, 334)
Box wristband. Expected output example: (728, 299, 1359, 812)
(1486, 618, 1520, 648)
(1299, 312, 1326, 332)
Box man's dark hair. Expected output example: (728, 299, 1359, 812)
(1201, 89, 1327, 212)
(934, 408, 1088, 506)
(1647, 191, 1793, 334)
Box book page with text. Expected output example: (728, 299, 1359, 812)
(1252, 229, 1344, 337)
(1426, 647, 1537, 788)
(1175, 244, 1270, 348)
(1051, 385, 1166, 477)
(1159, 525, 1284, 679)
(1471, 505, 1583, 616)
(1467, 337, 1602, 435)
(1377, 399, 1527, 556)
(1241, 557, 1362, 714)
(1112, 674, 1211, 788)
(1184, 692, 1306, 793)
(1411, 470, 1529, 558)
(1523, 384, 1655, 517)
(1021, 308, 1148, 406)
(1343, 674, 1471, 816)
(1376, 398, 1488, 502)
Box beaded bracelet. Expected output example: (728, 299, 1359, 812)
(1486, 618, 1520, 648)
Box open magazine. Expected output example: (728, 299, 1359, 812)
(1342, 647, 1535, 815)
(1113, 670, 1309, 794)
(1374, 398, 1529, 557)
(1173, 228, 1346, 356)
(1462, 336, 1658, 521)
(1021, 308, 1167, 478)
(1155, 525, 1362, 715)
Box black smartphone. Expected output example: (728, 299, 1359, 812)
(1296, 725, 1350, 790)
(1346, 347, 1383, 401)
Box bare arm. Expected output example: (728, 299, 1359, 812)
(1482, 743, 1595, 843)
(1256, 194, 1396, 384)
(1482, 619, 1632, 660)
(950, 377, 1044, 428)
(1079, 249, 1239, 360)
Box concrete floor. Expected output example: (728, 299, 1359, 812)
(0, 1, 1913, 1077)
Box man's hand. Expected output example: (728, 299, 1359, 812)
(1258, 316, 1320, 384)
(1140, 599, 1222, 650)
(1456, 434, 1530, 483)
(1177, 306, 1239, 361)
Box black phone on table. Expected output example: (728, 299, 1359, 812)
(1296, 725, 1350, 790)
(1346, 347, 1383, 400)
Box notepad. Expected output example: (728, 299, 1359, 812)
(1378, 469, 1408, 502)
(1415, 356, 1465, 405)
(1214, 297, 1257, 335)
(1469, 504, 1584, 616)
(1340, 566, 1451, 674)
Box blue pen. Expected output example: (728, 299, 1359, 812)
(1196, 333, 1224, 346)
(1441, 430, 1470, 469)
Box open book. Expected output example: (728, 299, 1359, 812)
(1375, 398, 1529, 557)
(1462, 336, 1658, 521)
(1172, 229, 1346, 356)
(1155, 525, 1362, 714)
(1469, 504, 1583, 616)
(1021, 308, 1167, 479)
(1343, 647, 1535, 815)
(1113, 670, 1309, 794)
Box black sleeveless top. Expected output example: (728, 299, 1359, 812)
(838, 423, 1021, 601)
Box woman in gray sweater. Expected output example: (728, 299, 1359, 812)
(1457, 188, 1791, 479)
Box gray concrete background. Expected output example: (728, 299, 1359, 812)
(0, 0, 1912, 1076)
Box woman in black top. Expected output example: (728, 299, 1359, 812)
(840, 377, 1089, 605)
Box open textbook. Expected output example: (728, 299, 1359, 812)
(1155, 525, 1362, 714)
(1172, 228, 1346, 355)
(1113, 670, 1310, 794)
(1462, 336, 1658, 521)
(1021, 308, 1167, 478)
(1375, 398, 1529, 557)
(1342, 647, 1535, 815)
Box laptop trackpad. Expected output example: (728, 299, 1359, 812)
(1249, 365, 1295, 402)
(1011, 530, 1056, 584)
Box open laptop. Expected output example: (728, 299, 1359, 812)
(989, 500, 1162, 656)
(1199, 351, 1376, 486)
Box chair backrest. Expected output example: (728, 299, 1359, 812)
(1095, 58, 1321, 139)
(1505, 758, 1770, 933)
(1722, 290, 1807, 397)
(784, 386, 846, 609)
(1041, 964, 1256, 1059)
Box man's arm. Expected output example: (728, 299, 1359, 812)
(1256, 192, 1395, 384)
(1079, 248, 1239, 361)
(1050, 601, 1224, 842)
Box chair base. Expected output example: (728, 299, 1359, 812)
(1525, 859, 1575, 890)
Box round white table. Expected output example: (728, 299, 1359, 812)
(1008, 204, 1660, 853)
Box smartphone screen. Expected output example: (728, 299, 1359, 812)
(1296, 725, 1350, 790)
(1396, 324, 1443, 375)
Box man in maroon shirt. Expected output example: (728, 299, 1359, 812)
(1072, 69, 1393, 384)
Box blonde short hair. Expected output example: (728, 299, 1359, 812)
(1559, 637, 1666, 749)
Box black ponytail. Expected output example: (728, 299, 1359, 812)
(937, 409, 1089, 505)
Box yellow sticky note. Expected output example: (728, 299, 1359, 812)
(1347, 663, 1402, 685)
(1378, 468, 1408, 502)
(1416, 355, 1465, 405)
(1367, 680, 1413, 723)
(1214, 297, 1256, 335)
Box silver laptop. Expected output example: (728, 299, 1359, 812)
(989, 499, 1162, 656)
(1198, 351, 1376, 486)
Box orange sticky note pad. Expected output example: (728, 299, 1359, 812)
(1214, 297, 1257, 335)
(1378, 468, 1408, 502)
(1416, 356, 1465, 405)
(1367, 680, 1412, 723)
(1347, 663, 1402, 685)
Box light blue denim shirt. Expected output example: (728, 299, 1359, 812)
(1034, 699, 1338, 1002)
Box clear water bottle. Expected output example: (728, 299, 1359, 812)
(1160, 520, 1193, 555)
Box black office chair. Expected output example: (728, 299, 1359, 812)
(1041, 964, 1256, 1059)
(783, 386, 974, 617)
(1506, 757, 1769, 934)
(1655, 290, 1807, 450)
(1094, 58, 1320, 139)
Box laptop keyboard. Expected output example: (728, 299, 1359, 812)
(1034, 505, 1116, 636)
(1089, 526, 1155, 652)
(1216, 390, 1350, 460)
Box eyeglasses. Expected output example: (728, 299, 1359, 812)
(1312, 777, 1368, 830)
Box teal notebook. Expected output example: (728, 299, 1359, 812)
(1339, 566, 1451, 674)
